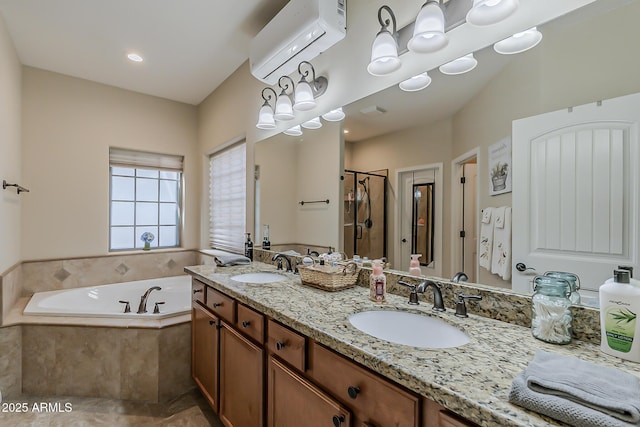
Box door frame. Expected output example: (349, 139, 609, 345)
(450, 148, 480, 281)
(395, 163, 443, 276)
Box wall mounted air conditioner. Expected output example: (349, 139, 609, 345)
(249, 0, 347, 85)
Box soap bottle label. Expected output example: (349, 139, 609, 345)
(604, 304, 637, 353)
(374, 278, 385, 302)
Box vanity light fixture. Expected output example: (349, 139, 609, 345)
(321, 107, 346, 122)
(367, 5, 401, 76)
(256, 87, 277, 130)
(283, 125, 303, 136)
(274, 76, 295, 121)
(293, 61, 328, 111)
(301, 117, 322, 129)
(399, 71, 432, 92)
(439, 53, 478, 75)
(494, 27, 542, 55)
(407, 1, 448, 54)
(466, 0, 519, 26)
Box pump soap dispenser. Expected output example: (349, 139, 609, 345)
(600, 269, 640, 362)
(369, 260, 386, 303)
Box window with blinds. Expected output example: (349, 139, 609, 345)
(209, 142, 246, 252)
(109, 148, 183, 251)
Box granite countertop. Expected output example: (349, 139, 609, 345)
(185, 262, 640, 427)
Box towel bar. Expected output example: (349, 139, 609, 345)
(2, 180, 29, 194)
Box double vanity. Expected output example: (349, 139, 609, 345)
(185, 260, 640, 427)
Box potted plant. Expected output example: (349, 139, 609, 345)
(491, 162, 509, 191)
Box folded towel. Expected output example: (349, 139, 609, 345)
(481, 208, 492, 224)
(509, 350, 640, 426)
(491, 206, 511, 280)
(214, 254, 251, 267)
(494, 206, 506, 228)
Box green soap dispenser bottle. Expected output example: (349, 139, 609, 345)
(600, 269, 640, 362)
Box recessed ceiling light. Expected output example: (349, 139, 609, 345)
(127, 53, 143, 62)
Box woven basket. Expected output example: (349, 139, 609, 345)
(298, 262, 360, 291)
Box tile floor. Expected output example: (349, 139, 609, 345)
(0, 389, 223, 426)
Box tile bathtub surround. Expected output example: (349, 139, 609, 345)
(0, 325, 22, 399)
(21, 250, 197, 294)
(185, 262, 640, 427)
(1, 262, 23, 325)
(252, 249, 601, 344)
(22, 323, 193, 402)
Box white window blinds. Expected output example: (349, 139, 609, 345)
(209, 142, 246, 252)
(109, 147, 184, 171)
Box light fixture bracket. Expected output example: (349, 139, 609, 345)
(297, 61, 328, 99)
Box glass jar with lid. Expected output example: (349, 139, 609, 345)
(544, 271, 581, 305)
(531, 276, 573, 344)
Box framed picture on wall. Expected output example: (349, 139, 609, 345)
(488, 137, 512, 196)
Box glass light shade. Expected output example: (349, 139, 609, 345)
(321, 107, 345, 122)
(367, 31, 401, 76)
(293, 80, 316, 111)
(256, 105, 276, 130)
(407, 2, 448, 54)
(283, 125, 303, 136)
(439, 53, 478, 75)
(274, 94, 294, 120)
(399, 72, 432, 92)
(494, 27, 542, 54)
(466, 0, 519, 26)
(301, 117, 322, 129)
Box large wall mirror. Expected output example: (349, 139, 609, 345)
(254, 0, 640, 306)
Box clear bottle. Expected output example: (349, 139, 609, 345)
(369, 260, 386, 303)
(244, 233, 253, 260)
(600, 269, 640, 362)
(531, 276, 572, 344)
(409, 254, 422, 276)
(544, 271, 581, 305)
(262, 224, 271, 250)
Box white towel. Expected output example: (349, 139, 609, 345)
(479, 207, 494, 271)
(491, 206, 512, 280)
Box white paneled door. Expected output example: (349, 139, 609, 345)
(512, 93, 640, 296)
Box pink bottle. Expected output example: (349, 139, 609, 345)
(409, 254, 422, 276)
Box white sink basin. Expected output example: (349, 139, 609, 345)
(230, 272, 287, 284)
(349, 310, 469, 349)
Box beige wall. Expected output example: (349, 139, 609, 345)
(0, 15, 22, 273)
(21, 68, 199, 260)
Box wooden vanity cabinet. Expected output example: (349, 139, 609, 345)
(219, 321, 264, 427)
(192, 301, 220, 412)
(267, 356, 352, 427)
(308, 341, 420, 427)
(422, 399, 479, 427)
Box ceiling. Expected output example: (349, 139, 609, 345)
(0, 0, 288, 105)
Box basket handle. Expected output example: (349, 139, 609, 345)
(341, 261, 359, 276)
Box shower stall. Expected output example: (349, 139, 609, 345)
(343, 170, 387, 261)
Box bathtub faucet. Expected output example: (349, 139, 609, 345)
(137, 286, 162, 314)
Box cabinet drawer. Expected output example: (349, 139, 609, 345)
(267, 319, 306, 371)
(192, 279, 206, 304)
(236, 303, 265, 344)
(309, 341, 419, 427)
(206, 287, 236, 323)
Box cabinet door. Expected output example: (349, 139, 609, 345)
(219, 323, 264, 427)
(267, 356, 351, 427)
(192, 303, 220, 412)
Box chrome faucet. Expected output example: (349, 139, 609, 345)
(272, 253, 293, 272)
(451, 272, 469, 283)
(137, 286, 161, 314)
(398, 279, 446, 311)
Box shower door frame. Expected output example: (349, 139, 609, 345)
(344, 169, 388, 261)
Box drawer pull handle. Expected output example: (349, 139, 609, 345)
(332, 415, 345, 427)
(193, 289, 203, 294)
(213, 302, 222, 308)
(242, 320, 251, 328)
(275, 341, 286, 351)
(347, 386, 360, 399)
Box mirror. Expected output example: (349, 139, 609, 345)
(412, 183, 435, 266)
(255, 0, 640, 303)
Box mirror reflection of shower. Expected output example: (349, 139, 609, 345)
(343, 170, 387, 261)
